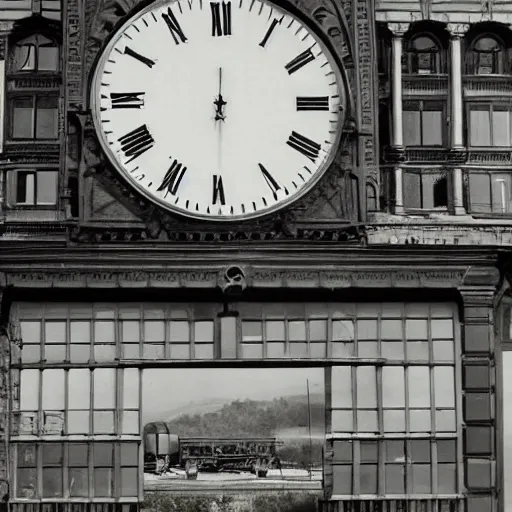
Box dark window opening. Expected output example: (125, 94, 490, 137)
(404, 34, 441, 74)
(403, 101, 444, 147)
(12, 95, 58, 140)
(403, 170, 448, 210)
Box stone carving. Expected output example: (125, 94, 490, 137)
(387, 23, 410, 37)
(446, 23, 470, 38)
(219, 266, 248, 296)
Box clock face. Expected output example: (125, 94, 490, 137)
(91, 0, 345, 221)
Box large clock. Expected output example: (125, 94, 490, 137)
(90, 0, 346, 221)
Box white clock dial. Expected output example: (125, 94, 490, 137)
(91, 0, 345, 221)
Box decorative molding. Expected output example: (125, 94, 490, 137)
(387, 23, 410, 37)
(2, 267, 473, 290)
(446, 23, 470, 38)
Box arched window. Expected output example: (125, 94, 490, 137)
(366, 183, 378, 212)
(467, 35, 504, 75)
(12, 33, 59, 72)
(404, 34, 441, 74)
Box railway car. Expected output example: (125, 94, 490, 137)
(143, 422, 282, 479)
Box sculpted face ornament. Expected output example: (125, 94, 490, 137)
(90, 0, 346, 222)
(220, 266, 247, 295)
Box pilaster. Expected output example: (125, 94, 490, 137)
(447, 23, 469, 216)
(387, 22, 409, 215)
(459, 285, 498, 512)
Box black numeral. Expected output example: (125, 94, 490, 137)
(259, 17, 282, 47)
(212, 175, 226, 205)
(258, 163, 281, 200)
(157, 158, 187, 196)
(296, 96, 329, 111)
(287, 131, 321, 162)
(110, 92, 145, 109)
(285, 48, 315, 74)
(118, 124, 154, 164)
(211, 2, 231, 36)
(124, 46, 156, 68)
(162, 7, 188, 44)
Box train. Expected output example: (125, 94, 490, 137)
(144, 421, 283, 479)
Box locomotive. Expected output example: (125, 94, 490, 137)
(144, 422, 282, 479)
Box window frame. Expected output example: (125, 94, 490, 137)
(5, 167, 59, 209)
(466, 102, 512, 148)
(403, 33, 444, 75)
(402, 168, 450, 211)
(9, 32, 61, 74)
(466, 33, 506, 76)
(466, 169, 512, 215)
(9, 93, 59, 141)
(402, 100, 446, 148)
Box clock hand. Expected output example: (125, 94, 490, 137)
(214, 67, 226, 121)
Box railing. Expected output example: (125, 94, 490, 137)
(319, 498, 465, 512)
(402, 75, 448, 96)
(464, 75, 512, 97)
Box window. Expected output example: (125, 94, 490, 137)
(12, 34, 59, 72)
(7, 169, 58, 207)
(467, 35, 504, 75)
(11, 95, 58, 139)
(404, 34, 442, 74)
(403, 101, 444, 147)
(15, 442, 139, 499)
(331, 303, 459, 496)
(468, 104, 512, 147)
(403, 169, 448, 210)
(467, 171, 512, 213)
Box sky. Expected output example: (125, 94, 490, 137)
(142, 367, 324, 422)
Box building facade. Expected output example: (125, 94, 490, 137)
(0, 0, 511, 511)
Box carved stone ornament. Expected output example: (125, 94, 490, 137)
(446, 23, 470, 38)
(79, 0, 360, 236)
(387, 23, 410, 37)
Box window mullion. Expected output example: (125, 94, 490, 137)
(32, 95, 37, 139)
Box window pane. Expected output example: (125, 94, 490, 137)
(360, 464, 378, 494)
(120, 443, 139, 466)
(144, 320, 165, 342)
(170, 320, 189, 342)
(122, 410, 139, 434)
(424, 173, 448, 208)
(68, 411, 90, 434)
(358, 341, 378, 358)
(383, 409, 405, 432)
(68, 444, 88, 466)
(42, 467, 62, 497)
(16, 468, 37, 498)
(332, 410, 353, 431)
(242, 321, 262, 341)
(95, 321, 115, 343)
(37, 171, 58, 204)
(357, 320, 377, 340)
(36, 97, 58, 139)
(14, 40, 36, 71)
(470, 108, 491, 146)
(403, 172, 421, 209)
(382, 367, 405, 407)
(68, 369, 90, 408)
(408, 367, 431, 407)
(38, 46, 59, 71)
(20, 370, 39, 410)
(45, 321, 66, 343)
(194, 321, 214, 342)
(407, 341, 429, 361)
(422, 110, 442, 145)
(493, 109, 511, 146)
(13, 98, 33, 139)
(94, 443, 114, 466)
(357, 367, 377, 407)
(333, 465, 352, 494)
(436, 409, 456, 431)
(42, 369, 65, 409)
(266, 320, 285, 340)
(93, 369, 116, 408)
(242, 344, 263, 358)
(18, 444, 37, 466)
(438, 463, 457, 493)
(333, 441, 353, 462)
(123, 321, 140, 342)
(403, 110, 421, 146)
(431, 319, 453, 339)
(381, 320, 402, 340)
(406, 319, 428, 340)
(194, 343, 214, 359)
(69, 468, 88, 497)
(94, 411, 115, 434)
(310, 320, 327, 341)
(70, 345, 90, 363)
(434, 367, 455, 407)
(71, 321, 91, 343)
(332, 320, 354, 341)
(289, 321, 306, 341)
(94, 468, 113, 497)
(386, 465, 405, 493)
(121, 467, 138, 496)
(410, 464, 431, 493)
(469, 173, 491, 212)
(409, 409, 431, 432)
(492, 174, 512, 213)
(331, 366, 352, 408)
(21, 321, 40, 343)
(357, 410, 378, 431)
(385, 441, 405, 461)
(433, 340, 454, 361)
(123, 368, 139, 408)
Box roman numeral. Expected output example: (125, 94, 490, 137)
(110, 92, 145, 109)
(118, 124, 154, 164)
(157, 158, 187, 196)
(258, 163, 281, 200)
(259, 17, 282, 47)
(212, 175, 226, 205)
(162, 7, 188, 44)
(124, 46, 156, 68)
(287, 131, 321, 162)
(296, 96, 329, 111)
(211, 2, 231, 36)
(285, 48, 315, 74)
